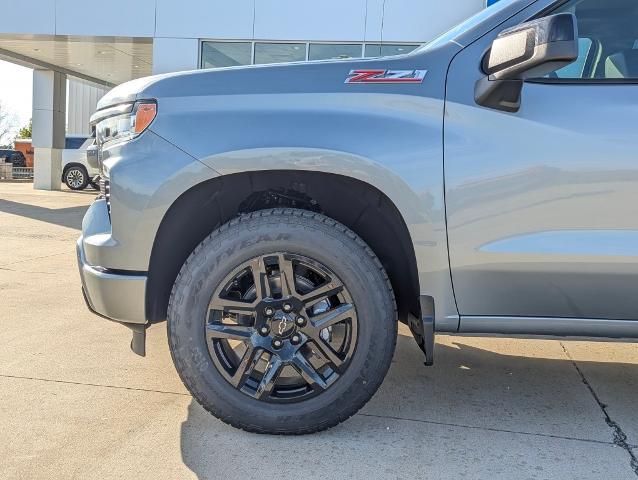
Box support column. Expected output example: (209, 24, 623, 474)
(32, 69, 66, 190)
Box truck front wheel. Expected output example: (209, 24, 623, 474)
(167, 209, 397, 434)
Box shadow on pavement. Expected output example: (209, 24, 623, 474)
(178, 334, 638, 479)
(0, 198, 89, 230)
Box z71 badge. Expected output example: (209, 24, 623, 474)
(345, 69, 427, 84)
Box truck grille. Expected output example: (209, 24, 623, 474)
(99, 178, 111, 215)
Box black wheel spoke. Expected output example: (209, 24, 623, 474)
(300, 282, 344, 306)
(250, 258, 272, 302)
(255, 355, 283, 399)
(209, 296, 256, 315)
(310, 303, 355, 330)
(206, 323, 253, 341)
(277, 254, 297, 298)
(310, 338, 345, 371)
(292, 351, 328, 390)
(230, 346, 262, 389)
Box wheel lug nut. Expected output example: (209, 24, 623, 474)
(283, 303, 292, 312)
(295, 316, 307, 327)
(259, 325, 270, 336)
(291, 334, 301, 345)
(272, 339, 283, 349)
(264, 307, 275, 316)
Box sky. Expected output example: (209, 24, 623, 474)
(0, 60, 33, 134)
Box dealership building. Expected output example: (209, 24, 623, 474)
(0, 0, 490, 189)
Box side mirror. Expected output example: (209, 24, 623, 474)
(86, 143, 99, 170)
(475, 13, 579, 112)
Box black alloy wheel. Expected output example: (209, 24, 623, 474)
(206, 252, 358, 403)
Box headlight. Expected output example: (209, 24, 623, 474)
(95, 101, 157, 147)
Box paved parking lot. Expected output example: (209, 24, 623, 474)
(2, 182, 638, 479)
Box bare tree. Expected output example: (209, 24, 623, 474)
(0, 101, 17, 147)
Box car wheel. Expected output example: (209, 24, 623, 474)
(167, 208, 397, 434)
(64, 166, 89, 190)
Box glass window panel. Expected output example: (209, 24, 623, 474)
(201, 42, 252, 69)
(364, 44, 420, 58)
(364, 44, 382, 57)
(546, 0, 638, 79)
(308, 44, 362, 61)
(380, 44, 420, 56)
(364, 43, 381, 57)
(65, 137, 89, 149)
(254, 43, 306, 65)
(552, 38, 593, 79)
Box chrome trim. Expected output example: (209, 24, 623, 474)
(99, 178, 111, 214)
(89, 102, 134, 127)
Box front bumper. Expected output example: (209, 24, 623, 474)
(76, 199, 147, 325)
(75, 128, 218, 355)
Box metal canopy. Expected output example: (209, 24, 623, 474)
(0, 34, 152, 87)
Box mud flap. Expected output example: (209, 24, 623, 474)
(128, 323, 147, 357)
(408, 295, 435, 366)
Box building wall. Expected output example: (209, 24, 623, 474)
(153, 0, 485, 73)
(67, 78, 107, 135)
(155, 0, 485, 43)
(3, 0, 486, 40)
(2, 0, 486, 75)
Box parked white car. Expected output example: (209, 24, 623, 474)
(62, 135, 99, 190)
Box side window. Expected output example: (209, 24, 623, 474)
(201, 42, 252, 69)
(553, 38, 593, 78)
(549, 0, 638, 80)
(65, 137, 89, 149)
(81, 138, 94, 149)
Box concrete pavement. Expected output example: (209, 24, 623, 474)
(1, 182, 638, 479)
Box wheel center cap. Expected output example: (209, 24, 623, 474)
(271, 312, 296, 338)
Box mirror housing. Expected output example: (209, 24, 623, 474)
(86, 143, 99, 170)
(475, 13, 579, 112)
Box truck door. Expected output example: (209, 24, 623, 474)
(444, 0, 638, 325)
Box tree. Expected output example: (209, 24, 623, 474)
(17, 119, 31, 139)
(0, 102, 17, 147)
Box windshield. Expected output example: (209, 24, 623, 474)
(415, 0, 523, 51)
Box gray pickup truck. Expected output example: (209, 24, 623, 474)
(78, 0, 638, 434)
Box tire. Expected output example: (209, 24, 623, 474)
(10, 154, 26, 167)
(167, 208, 397, 434)
(64, 165, 89, 190)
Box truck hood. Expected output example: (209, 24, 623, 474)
(96, 0, 533, 111)
(96, 43, 461, 111)
(96, 72, 183, 109)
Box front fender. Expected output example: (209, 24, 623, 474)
(89, 130, 219, 272)
(199, 146, 458, 331)
(147, 80, 458, 329)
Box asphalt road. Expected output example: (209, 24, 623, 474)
(2, 182, 638, 479)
